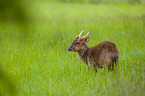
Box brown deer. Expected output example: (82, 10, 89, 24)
(68, 30, 119, 71)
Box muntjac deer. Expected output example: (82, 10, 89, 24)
(68, 30, 119, 71)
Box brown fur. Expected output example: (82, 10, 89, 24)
(68, 35, 119, 71)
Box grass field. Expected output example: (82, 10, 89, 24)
(0, 1, 145, 96)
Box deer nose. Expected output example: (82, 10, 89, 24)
(68, 47, 71, 51)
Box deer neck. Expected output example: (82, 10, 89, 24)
(77, 45, 89, 65)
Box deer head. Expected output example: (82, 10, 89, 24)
(68, 30, 89, 55)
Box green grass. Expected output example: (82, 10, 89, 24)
(0, 1, 145, 96)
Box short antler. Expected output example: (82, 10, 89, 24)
(79, 30, 85, 37)
(84, 32, 89, 37)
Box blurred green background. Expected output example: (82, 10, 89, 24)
(0, 0, 145, 96)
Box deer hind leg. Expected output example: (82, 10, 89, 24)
(107, 52, 119, 71)
(102, 58, 112, 71)
(102, 59, 115, 71)
(101, 52, 117, 71)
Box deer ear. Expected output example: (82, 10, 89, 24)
(84, 37, 89, 43)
